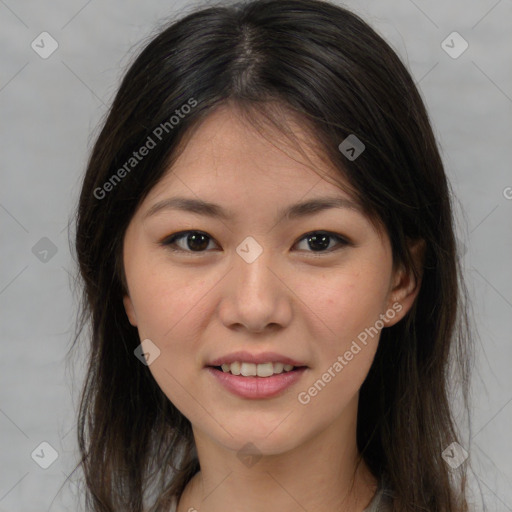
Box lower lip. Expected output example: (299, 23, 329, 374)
(206, 367, 307, 399)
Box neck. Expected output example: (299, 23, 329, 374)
(177, 398, 378, 512)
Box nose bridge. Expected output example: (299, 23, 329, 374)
(219, 235, 291, 332)
(234, 235, 278, 302)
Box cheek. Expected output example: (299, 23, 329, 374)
(126, 259, 220, 407)
(292, 260, 391, 355)
(126, 264, 211, 416)
(292, 269, 387, 419)
(127, 254, 208, 337)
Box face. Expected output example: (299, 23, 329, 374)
(122, 104, 421, 456)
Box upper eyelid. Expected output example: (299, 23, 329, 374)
(164, 231, 220, 248)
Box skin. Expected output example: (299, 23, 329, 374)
(122, 104, 424, 512)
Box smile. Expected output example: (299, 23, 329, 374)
(206, 365, 308, 399)
(218, 361, 297, 377)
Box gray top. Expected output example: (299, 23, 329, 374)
(362, 479, 393, 511)
(169, 480, 393, 512)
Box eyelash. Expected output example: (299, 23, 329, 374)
(160, 230, 351, 256)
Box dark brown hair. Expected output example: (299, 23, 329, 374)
(70, 1, 474, 510)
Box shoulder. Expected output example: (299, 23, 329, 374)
(379, 490, 394, 511)
(363, 479, 394, 512)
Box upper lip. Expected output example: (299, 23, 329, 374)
(207, 351, 307, 367)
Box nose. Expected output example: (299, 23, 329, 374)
(217, 245, 293, 334)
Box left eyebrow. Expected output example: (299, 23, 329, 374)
(143, 195, 363, 221)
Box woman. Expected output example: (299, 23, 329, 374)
(72, 1, 473, 510)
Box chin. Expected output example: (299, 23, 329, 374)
(213, 421, 306, 457)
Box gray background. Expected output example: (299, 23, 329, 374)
(1, 0, 511, 510)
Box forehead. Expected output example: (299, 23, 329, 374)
(145, 104, 355, 203)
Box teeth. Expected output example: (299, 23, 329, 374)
(273, 362, 284, 373)
(230, 361, 241, 375)
(240, 362, 257, 376)
(219, 361, 297, 377)
(256, 362, 273, 377)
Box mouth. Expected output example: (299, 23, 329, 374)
(205, 351, 309, 398)
(205, 361, 308, 399)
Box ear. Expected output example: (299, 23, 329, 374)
(384, 238, 426, 327)
(123, 294, 138, 326)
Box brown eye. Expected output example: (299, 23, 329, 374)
(295, 231, 350, 253)
(162, 231, 218, 253)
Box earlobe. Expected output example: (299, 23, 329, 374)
(123, 295, 138, 326)
(385, 239, 426, 327)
